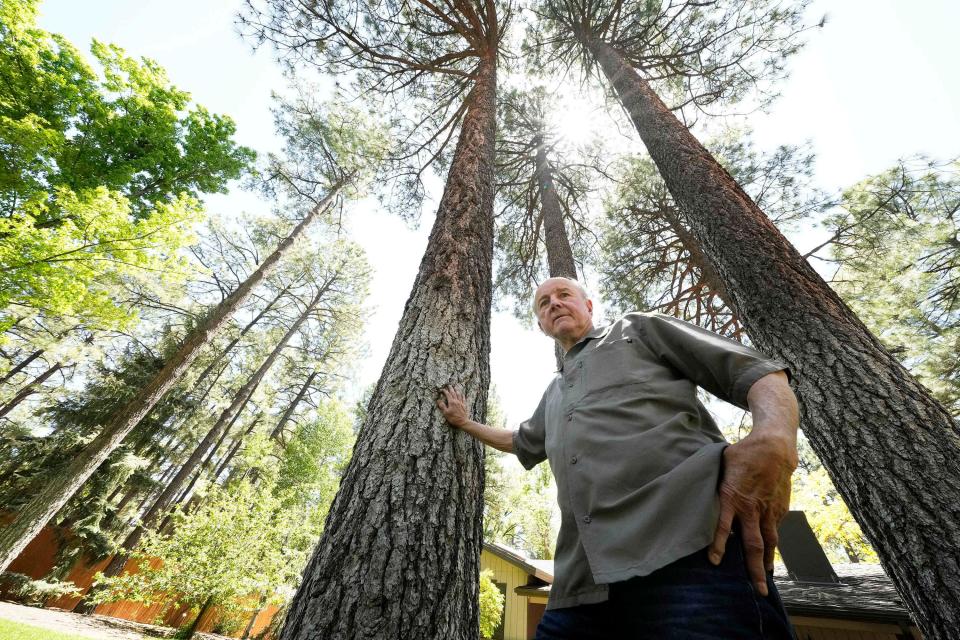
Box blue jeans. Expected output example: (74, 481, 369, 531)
(535, 531, 795, 639)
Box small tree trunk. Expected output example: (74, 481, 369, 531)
(0, 349, 43, 385)
(181, 595, 215, 640)
(0, 363, 62, 418)
(279, 58, 497, 640)
(535, 140, 577, 280)
(0, 178, 346, 573)
(215, 417, 261, 480)
(270, 371, 319, 442)
(535, 137, 579, 367)
(588, 36, 960, 639)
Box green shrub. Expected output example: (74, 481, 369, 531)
(0, 572, 81, 606)
(479, 569, 504, 639)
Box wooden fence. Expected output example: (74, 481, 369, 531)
(1, 517, 281, 637)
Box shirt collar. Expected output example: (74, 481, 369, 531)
(557, 324, 611, 372)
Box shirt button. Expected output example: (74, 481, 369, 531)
(570, 456, 578, 464)
(566, 413, 573, 422)
(577, 361, 583, 368)
(583, 515, 592, 524)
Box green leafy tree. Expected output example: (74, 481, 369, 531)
(89, 481, 300, 639)
(0, 0, 253, 219)
(0, 91, 379, 573)
(827, 158, 960, 418)
(0, 0, 253, 330)
(478, 569, 504, 639)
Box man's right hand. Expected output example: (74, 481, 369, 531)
(436, 385, 515, 453)
(437, 385, 470, 428)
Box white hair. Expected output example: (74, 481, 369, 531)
(531, 277, 590, 314)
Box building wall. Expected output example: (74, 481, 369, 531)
(481, 549, 533, 640)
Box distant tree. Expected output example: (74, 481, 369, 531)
(495, 87, 603, 302)
(533, 1, 960, 634)
(0, 100, 381, 573)
(243, 1, 508, 637)
(89, 481, 300, 640)
(0, 0, 256, 422)
(826, 158, 960, 418)
(600, 131, 825, 338)
(0, 0, 253, 331)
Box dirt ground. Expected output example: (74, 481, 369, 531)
(0, 601, 232, 640)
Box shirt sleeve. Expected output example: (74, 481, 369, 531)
(638, 313, 791, 410)
(512, 388, 548, 470)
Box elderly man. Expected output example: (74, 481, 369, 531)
(438, 277, 798, 639)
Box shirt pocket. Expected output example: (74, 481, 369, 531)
(580, 337, 650, 398)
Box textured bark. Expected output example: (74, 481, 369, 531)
(535, 142, 577, 279)
(280, 60, 496, 640)
(590, 38, 960, 639)
(0, 362, 62, 418)
(0, 180, 344, 573)
(535, 140, 578, 367)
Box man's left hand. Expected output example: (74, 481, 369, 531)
(709, 433, 795, 596)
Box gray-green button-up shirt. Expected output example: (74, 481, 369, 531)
(512, 312, 789, 610)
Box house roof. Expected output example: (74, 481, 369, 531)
(487, 545, 914, 627)
(773, 563, 914, 626)
(482, 542, 554, 583)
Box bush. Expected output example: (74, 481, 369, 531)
(479, 569, 504, 639)
(0, 572, 81, 606)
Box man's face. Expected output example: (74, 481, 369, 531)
(534, 278, 594, 347)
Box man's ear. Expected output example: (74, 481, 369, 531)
(586, 299, 594, 315)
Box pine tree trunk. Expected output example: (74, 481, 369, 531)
(0, 179, 345, 573)
(279, 59, 496, 640)
(535, 141, 577, 279)
(182, 595, 215, 640)
(589, 37, 960, 639)
(535, 139, 578, 367)
(242, 595, 267, 640)
(215, 417, 261, 480)
(270, 371, 319, 442)
(0, 363, 62, 418)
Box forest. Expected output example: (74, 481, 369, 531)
(0, 0, 958, 639)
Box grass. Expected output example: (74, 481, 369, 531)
(0, 618, 101, 640)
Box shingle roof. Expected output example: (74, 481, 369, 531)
(773, 563, 914, 626)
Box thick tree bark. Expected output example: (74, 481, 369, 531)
(589, 38, 960, 639)
(280, 60, 496, 640)
(0, 363, 62, 419)
(0, 179, 345, 573)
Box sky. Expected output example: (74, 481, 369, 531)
(36, 0, 960, 428)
